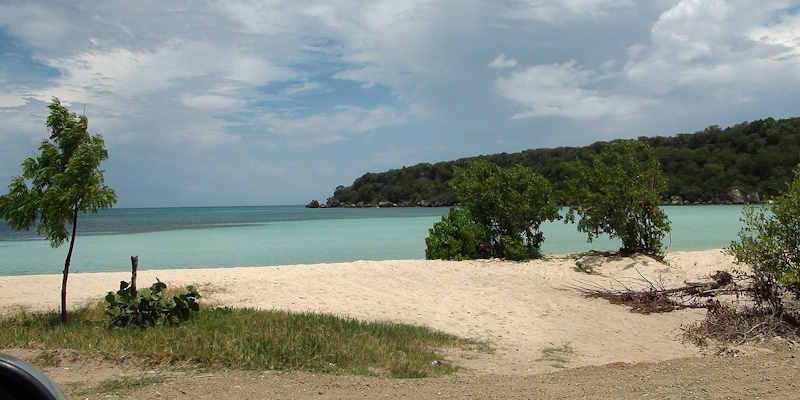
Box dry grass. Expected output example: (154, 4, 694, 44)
(73, 375, 167, 397)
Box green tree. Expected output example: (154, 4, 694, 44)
(565, 140, 671, 256)
(425, 208, 490, 261)
(450, 160, 560, 260)
(729, 166, 800, 313)
(0, 98, 117, 322)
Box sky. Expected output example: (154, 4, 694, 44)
(1, 0, 799, 207)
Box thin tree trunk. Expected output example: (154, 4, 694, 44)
(61, 207, 79, 323)
(130, 256, 138, 297)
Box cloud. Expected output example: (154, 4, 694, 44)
(181, 94, 243, 110)
(625, 0, 800, 93)
(505, 0, 635, 22)
(260, 105, 406, 144)
(228, 54, 297, 85)
(0, 103, 46, 139)
(33, 44, 203, 104)
(495, 61, 647, 120)
(0, 3, 70, 51)
(217, 0, 299, 34)
(0, 93, 28, 108)
(33, 41, 294, 105)
(284, 81, 322, 96)
(171, 120, 242, 146)
(749, 12, 800, 59)
(489, 54, 518, 69)
(309, 0, 452, 96)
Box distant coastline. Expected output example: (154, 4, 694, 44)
(306, 197, 767, 209)
(313, 117, 797, 210)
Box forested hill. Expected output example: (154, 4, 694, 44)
(321, 117, 800, 207)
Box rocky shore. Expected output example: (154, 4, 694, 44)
(306, 199, 451, 208)
(307, 187, 767, 208)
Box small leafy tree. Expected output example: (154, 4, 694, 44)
(565, 140, 671, 256)
(449, 160, 560, 260)
(0, 98, 117, 322)
(425, 208, 490, 260)
(729, 166, 800, 313)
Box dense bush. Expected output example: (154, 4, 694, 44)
(105, 280, 200, 328)
(452, 161, 560, 260)
(565, 140, 671, 256)
(424, 160, 559, 261)
(425, 208, 490, 260)
(729, 166, 800, 313)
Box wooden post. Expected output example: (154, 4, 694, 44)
(130, 256, 138, 297)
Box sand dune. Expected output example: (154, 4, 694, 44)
(0, 249, 738, 375)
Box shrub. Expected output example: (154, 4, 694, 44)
(497, 235, 530, 261)
(729, 166, 800, 313)
(425, 208, 490, 260)
(105, 280, 200, 328)
(565, 140, 671, 256)
(447, 160, 560, 260)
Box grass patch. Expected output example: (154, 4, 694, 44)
(0, 304, 473, 378)
(573, 260, 597, 274)
(74, 375, 166, 397)
(537, 343, 574, 368)
(32, 349, 61, 367)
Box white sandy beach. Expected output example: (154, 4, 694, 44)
(0, 249, 738, 375)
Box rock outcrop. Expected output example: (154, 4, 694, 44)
(728, 188, 746, 204)
(745, 192, 761, 203)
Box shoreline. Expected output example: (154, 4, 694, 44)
(0, 248, 726, 278)
(308, 202, 764, 209)
(0, 249, 734, 375)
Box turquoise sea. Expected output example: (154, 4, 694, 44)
(0, 205, 746, 276)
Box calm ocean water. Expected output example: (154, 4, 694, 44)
(0, 205, 745, 276)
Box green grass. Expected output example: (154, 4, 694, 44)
(537, 343, 574, 368)
(74, 375, 166, 397)
(0, 304, 475, 378)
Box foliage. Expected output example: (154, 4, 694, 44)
(497, 235, 532, 261)
(565, 140, 671, 256)
(729, 166, 800, 312)
(0, 304, 483, 378)
(328, 117, 800, 206)
(449, 160, 560, 260)
(425, 208, 490, 260)
(0, 99, 117, 246)
(105, 280, 200, 328)
(0, 98, 116, 322)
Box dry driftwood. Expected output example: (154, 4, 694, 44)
(572, 267, 800, 345)
(571, 269, 749, 314)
